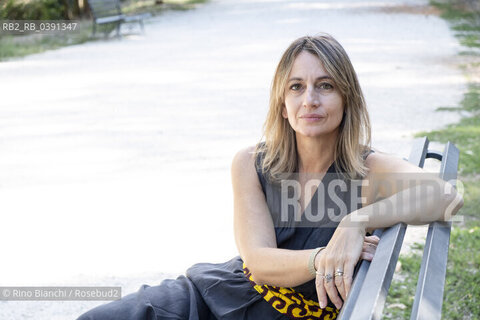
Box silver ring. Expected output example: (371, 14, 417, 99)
(324, 274, 333, 283)
(335, 271, 344, 277)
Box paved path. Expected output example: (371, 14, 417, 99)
(0, 0, 465, 318)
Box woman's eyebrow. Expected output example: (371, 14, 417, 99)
(287, 76, 333, 82)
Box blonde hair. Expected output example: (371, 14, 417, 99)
(256, 33, 371, 182)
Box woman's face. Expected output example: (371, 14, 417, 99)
(282, 51, 344, 139)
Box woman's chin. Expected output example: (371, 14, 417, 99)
(296, 130, 335, 139)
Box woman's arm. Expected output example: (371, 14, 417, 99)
(315, 152, 464, 310)
(358, 152, 464, 231)
(231, 146, 315, 287)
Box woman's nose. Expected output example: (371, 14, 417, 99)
(303, 87, 320, 108)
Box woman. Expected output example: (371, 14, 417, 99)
(78, 34, 462, 320)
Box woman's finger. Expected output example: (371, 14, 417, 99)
(360, 251, 374, 261)
(364, 235, 380, 245)
(323, 261, 342, 310)
(334, 265, 346, 301)
(362, 242, 377, 254)
(315, 268, 328, 309)
(359, 242, 377, 262)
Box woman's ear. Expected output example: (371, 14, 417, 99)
(282, 104, 288, 119)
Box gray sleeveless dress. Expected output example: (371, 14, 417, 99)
(78, 149, 369, 320)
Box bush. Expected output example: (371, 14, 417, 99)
(0, 0, 67, 20)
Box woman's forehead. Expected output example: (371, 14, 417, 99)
(288, 51, 329, 79)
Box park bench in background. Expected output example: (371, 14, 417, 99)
(339, 137, 459, 320)
(86, 0, 152, 37)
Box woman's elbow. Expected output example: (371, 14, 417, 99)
(438, 186, 464, 221)
(445, 190, 463, 220)
(249, 270, 267, 285)
(241, 251, 265, 285)
(243, 259, 266, 285)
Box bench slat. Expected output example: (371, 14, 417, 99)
(96, 15, 124, 24)
(410, 221, 452, 320)
(408, 136, 429, 168)
(338, 137, 430, 320)
(410, 142, 459, 320)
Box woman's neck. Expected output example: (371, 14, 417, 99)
(296, 132, 337, 173)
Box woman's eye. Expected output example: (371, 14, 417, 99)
(290, 83, 302, 91)
(318, 83, 334, 90)
(289, 83, 333, 91)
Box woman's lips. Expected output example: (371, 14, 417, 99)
(299, 114, 325, 122)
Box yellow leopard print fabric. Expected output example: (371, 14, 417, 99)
(243, 264, 339, 319)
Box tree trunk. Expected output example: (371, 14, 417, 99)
(62, 0, 81, 20)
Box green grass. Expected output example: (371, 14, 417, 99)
(452, 23, 480, 33)
(386, 79, 480, 320)
(0, 0, 208, 62)
(384, 220, 480, 319)
(443, 225, 480, 319)
(383, 2, 480, 318)
(460, 34, 480, 48)
(384, 174, 480, 320)
(383, 246, 422, 319)
(431, 0, 480, 49)
(417, 83, 480, 175)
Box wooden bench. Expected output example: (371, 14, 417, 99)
(338, 137, 460, 320)
(86, 0, 152, 37)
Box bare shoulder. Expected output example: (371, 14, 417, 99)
(365, 150, 424, 174)
(232, 145, 256, 166)
(231, 145, 260, 186)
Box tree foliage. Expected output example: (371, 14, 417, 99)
(0, 0, 90, 20)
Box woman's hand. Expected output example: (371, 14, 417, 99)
(361, 234, 380, 261)
(314, 220, 379, 310)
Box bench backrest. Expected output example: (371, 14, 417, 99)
(88, 0, 122, 19)
(338, 137, 459, 320)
